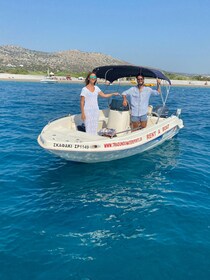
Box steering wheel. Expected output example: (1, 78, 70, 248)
(152, 112, 160, 118)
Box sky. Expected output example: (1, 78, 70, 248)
(0, 0, 210, 74)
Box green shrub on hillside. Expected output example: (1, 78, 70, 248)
(4, 68, 29, 75)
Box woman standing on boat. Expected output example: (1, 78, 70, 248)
(80, 72, 119, 135)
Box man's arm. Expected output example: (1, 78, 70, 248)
(156, 79, 161, 93)
(122, 87, 132, 106)
(122, 94, 128, 106)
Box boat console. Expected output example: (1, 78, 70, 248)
(107, 99, 131, 135)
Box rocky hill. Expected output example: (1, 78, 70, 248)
(0, 45, 129, 73)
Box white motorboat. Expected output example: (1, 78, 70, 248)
(40, 76, 58, 83)
(37, 65, 184, 163)
(40, 69, 58, 83)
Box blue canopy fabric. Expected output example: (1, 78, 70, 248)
(93, 65, 171, 85)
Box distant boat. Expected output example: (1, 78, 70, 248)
(131, 80, 155, 87)
(40, 69, 58, 83)
(40, 76, 58, 83)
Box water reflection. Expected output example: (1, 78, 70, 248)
(25, 138, 181, 248)
(36, 137, 180, 191)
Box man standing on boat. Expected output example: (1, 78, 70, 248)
(122, 75, 161, 130)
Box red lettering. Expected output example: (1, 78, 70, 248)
(146, 131, 156, 139)
(104, 137, 142, 148)
(162, 124, 169, 132)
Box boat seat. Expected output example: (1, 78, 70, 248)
(97, 120, 107, 130)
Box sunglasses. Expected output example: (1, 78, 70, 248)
(89, 75, 97, 79)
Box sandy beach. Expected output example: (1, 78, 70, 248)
(0, 73, 209, 87)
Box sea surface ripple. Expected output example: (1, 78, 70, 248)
(0, 81, 210, 280)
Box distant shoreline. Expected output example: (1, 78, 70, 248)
(0, 73, 209, 87)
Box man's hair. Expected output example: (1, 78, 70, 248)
(136, 74, 144, 79)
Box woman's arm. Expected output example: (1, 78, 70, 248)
(98, 91, 119, 98)
(80, 96, 86, 121)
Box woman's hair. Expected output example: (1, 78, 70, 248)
(85, 72, 97, 86)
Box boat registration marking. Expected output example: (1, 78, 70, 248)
(53, 143, 90, 149)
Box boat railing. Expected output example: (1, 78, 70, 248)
(48, 114, 71, 124)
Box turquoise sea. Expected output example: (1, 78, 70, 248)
(0, 81, 210, 280)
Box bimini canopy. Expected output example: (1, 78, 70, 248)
(93, 65, 171, 85)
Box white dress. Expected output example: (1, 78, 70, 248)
(80, 86, 101, 135)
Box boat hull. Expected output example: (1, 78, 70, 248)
(38, 114, 183, 163)
(40, 77, 58, 83)
(40, 127, 179, 163)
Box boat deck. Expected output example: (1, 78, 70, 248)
(42, 127, 104, 143)
(41, 115, 165, 144)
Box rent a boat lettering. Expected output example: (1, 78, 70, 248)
(147, 124, 170, 139)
